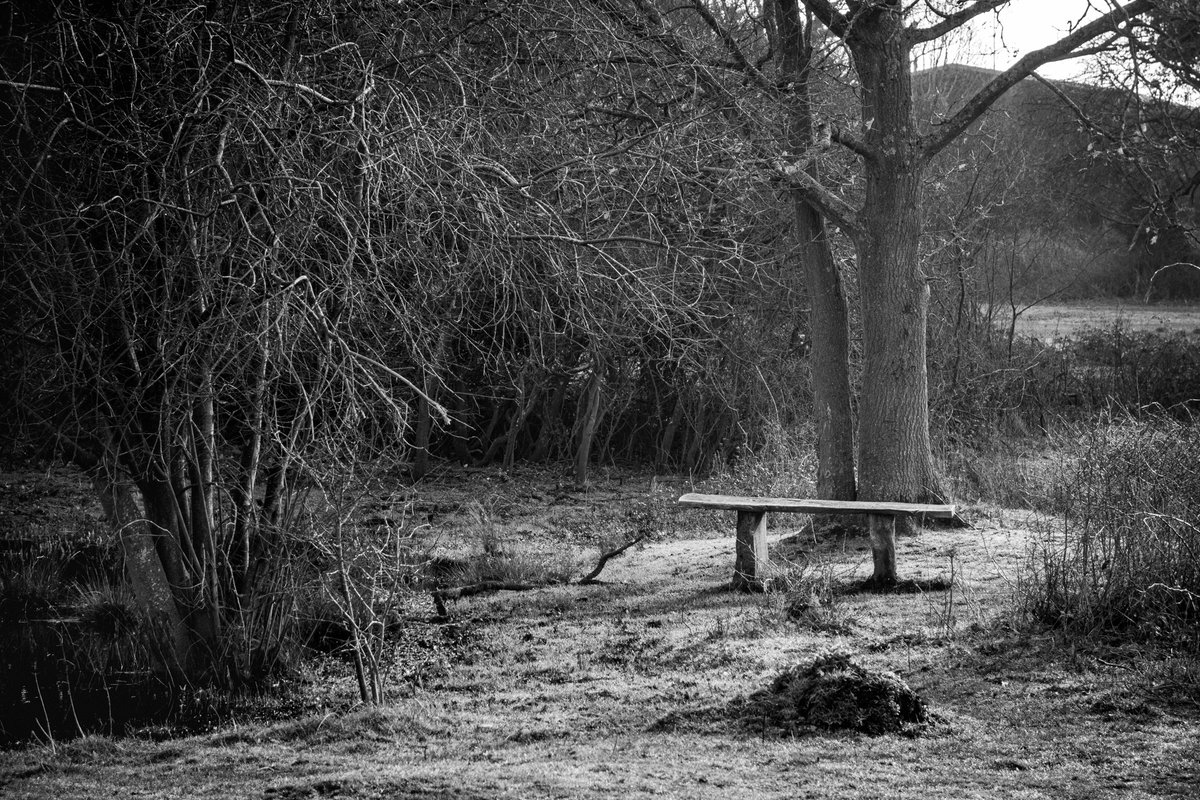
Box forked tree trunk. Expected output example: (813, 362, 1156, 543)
(504, 382, 542, 468)
(531, 378, 566, 462)
(141, 476, 222, 679)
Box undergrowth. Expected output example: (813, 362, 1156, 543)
(1017, 415, 1200, 697)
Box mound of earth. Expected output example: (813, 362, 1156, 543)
(745, 651, 931, 736)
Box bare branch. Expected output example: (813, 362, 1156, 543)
(683, 0, 775, 93)
(578, 532, 649, 584)
(513, 233, 669, 248)
(908, 0, 1009, 44)
(1027, 71, 1114, 143)
(831, 124, 877, 161)
(432, 581, 540, 617)
(778, 164, 863, 237)
(920, 0, 1155, 161)
(0, 79, 62, 92)
(799, 0, 851, 38)
(590, 0, 863, 235)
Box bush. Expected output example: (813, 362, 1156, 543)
(1021, 417, 1200, 651)
(1060, 325, 1200, 412)
(931, 320, 1200, 449)
(707, 419, 818, 498)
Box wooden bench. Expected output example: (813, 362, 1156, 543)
(677, 493, 957, 590)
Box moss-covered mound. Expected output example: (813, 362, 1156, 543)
(745, 651, 931, 736)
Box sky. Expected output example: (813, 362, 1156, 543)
(946, 0, 1109, 80)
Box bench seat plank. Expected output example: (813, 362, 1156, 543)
(678, 492, 955, 518)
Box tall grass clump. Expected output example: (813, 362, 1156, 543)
(707, 419, 818, 498)
(1021, 416, 1200, 655)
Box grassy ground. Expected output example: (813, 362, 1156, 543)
(1, 467, 1198, 799)
(1008, 301, 1200, 342)
(6, 299, 1200, 797)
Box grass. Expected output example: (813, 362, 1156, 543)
(2, 506, 1196, 798)
(4, 306, 1200, 793)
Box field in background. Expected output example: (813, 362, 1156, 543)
(1006, 302, 1200, 342)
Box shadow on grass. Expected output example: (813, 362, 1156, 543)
(836, 576, 954, 596)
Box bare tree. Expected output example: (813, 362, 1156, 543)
(571, 0, 1159, 583)
(788, 0, 1153, 518)
(3, 0, 786, 685)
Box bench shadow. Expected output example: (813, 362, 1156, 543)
(835, 576, 954, 596)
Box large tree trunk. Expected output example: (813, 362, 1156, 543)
(777, 0, 857, 502)
(798, 204, 858, 500)
(849, 6, 943, 509)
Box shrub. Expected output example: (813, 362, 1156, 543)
(1060, 325, 1200, 413)
(1021, 416, 1200, 651)
(707, 419, 818, 498)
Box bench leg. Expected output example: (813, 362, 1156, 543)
(867, 514, 897, 588)
(733, 510, 768, 591)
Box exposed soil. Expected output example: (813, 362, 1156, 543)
(1, 466, 1198, 798)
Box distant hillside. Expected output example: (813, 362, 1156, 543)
(914, 64, 1200, 299)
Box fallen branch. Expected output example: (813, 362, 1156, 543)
(432, 581, 538, 617)
(431, 533, 649, 617)
(578, 532, 648, 585)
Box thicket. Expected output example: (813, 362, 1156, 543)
(0, 0, 799, 704)
(1021, 418, 1200, 681)
(922, 306, 1200, 676)
(4, 0, 1200, 741)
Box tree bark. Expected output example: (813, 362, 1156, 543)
(777, 0, 857, 502)
(847, 5, 943, 505)
(657, 395, 685, 469)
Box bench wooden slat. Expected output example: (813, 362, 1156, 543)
(678, 492, 955, 518)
